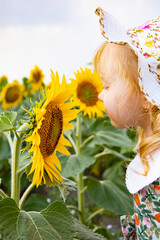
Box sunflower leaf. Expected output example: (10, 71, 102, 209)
(0, 111, 17, 133)
(85, 176, 133, 215)
(61, 154, 96, 178)
(57, 177, 77, 202)
(74, 218, 106, 240)
(1, 111, 17, 125)
(0, 198, 75, 240)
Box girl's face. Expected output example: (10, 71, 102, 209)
(98, 72, 145, 129)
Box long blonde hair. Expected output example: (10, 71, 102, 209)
(93, 41, 160, 175)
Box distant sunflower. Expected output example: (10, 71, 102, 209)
(0, 80, 23, 109)
(28, 65, 44, 93)
(25, 70, 78, 187)
(0, 75, 8, 92)
(0, 75, 8, 83)
(70, 67, 104, 118)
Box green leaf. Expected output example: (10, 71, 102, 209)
(93, 127, 134, 148)
(0, 198, 75, 240)
(41, 201, 75, 240)
(0, 198, 20, 239)
(74, 219, 106, 240)
(0, 111, 17, 133)
(0, 133, 10, 163)
(84, 116, 135, 152)
(86, 177, 133, 215)
(57, 177, 76, 202)
(2, 111, 17, 125)
(94, 227, 112, 239)
(62, 154, 96, 178)
(22, 193, 49, 211)
(103, 161, 125, 181)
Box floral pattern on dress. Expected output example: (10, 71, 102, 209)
(120, 178, 160, 239)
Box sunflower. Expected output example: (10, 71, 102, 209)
(28, 65, 44, 93)
(70, 67, 104, 118)
(0, 75, 8, 83)
(25, 70, 79, 187)
(0, 80, 24, 109)
(0, 75, 8, 92)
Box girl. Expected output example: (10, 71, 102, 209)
(94, 7, 160, 239)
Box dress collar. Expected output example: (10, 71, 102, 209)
(126, 149, 160, 194)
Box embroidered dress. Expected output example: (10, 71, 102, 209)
(120, 149, 160, 239)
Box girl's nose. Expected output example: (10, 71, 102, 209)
(98, 90, 104, 101)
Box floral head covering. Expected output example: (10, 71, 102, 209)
(95, 7, 160, 108)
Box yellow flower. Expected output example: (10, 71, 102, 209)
(0, 75, 8, 82)
(145, 40, 154, 47)
(25, 70, 79, 187)
(70, 67, 104, 118)
(0, 80, 23, 109)
(0, 75, 8, 92)
(28, 65, 44, 93)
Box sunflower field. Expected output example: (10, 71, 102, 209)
(0, 66, 136, 240)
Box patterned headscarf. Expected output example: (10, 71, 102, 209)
(95, 7, 160, 107)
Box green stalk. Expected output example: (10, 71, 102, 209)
(86, 208, 104, 224)
(17, 162, 32, 176)
(19, 183, 34, 209)
(3, 132, 13, 149)
(11, 124, 29, 206)
(95, 148, 131, 161)
(80, 135, 94, 150)
(76, 113, 85, 224)
(67, 205, 81, 214)
(0, 189, 8, 198)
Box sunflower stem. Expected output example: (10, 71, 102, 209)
(80, 135, 94, 150)
(86, 208, 104, 224)
(95, 148, 131, 161)
(67, 134, 77, 153)
(14, 130, 20, 139)
(67, 205, 81, 214)
(11, 124, 29, 206)
(19, 183, 34, 209)
(76, 113, 85, 224)
(80, 186, 88, 195)
(0, 189, 9, 198)
(17, 162, 32, 177)
(3, 132, 13, 149)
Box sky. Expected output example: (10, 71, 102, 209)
(0, 0, 159, 84)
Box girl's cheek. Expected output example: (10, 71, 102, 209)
(103, 96, 110, 113)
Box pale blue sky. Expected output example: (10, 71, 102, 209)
(0, 0, 78, 27)
(0, 0, 159, 83)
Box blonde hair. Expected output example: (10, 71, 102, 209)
(93, 41, 160, 175)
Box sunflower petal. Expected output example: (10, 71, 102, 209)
(56, 143, 70, 155)
(59, 134, 72, 147)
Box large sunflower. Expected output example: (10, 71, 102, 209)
(28, 65, 44, 93)
(0, 80, 24, 109)
(70, 67, 104, 118)
(25, 70, 78, 187)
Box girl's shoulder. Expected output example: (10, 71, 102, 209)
(126, 149, 160, 194)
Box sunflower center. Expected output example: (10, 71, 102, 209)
(38, 103, 63, 158)
(32, 71, 41, 83)
(5, 86, 21, 103)
(77, 81, 98, 106)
